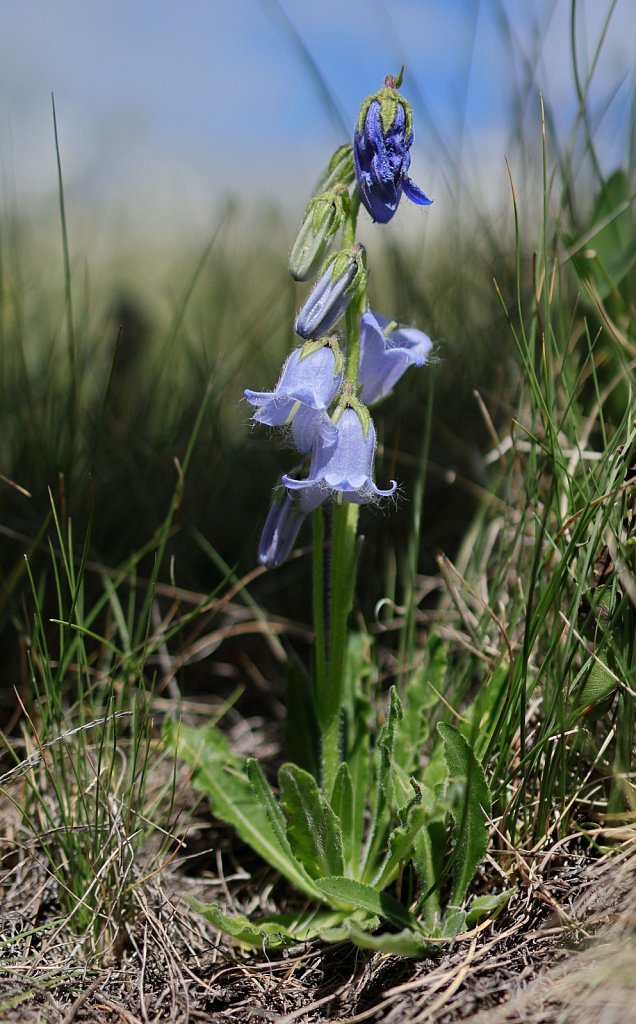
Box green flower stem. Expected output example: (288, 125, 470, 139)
(312, 507, 327, 700)
(321, 499, 359, 797)
(318, 191, 363, 798)
(342, 189, 360, 250)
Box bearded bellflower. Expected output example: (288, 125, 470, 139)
(244, 338, 343, 454)
(294, 245, 366, 340)
(283, 403, 396, 505)
(354, 73, 431, 224)
(358, 310, 434, 404)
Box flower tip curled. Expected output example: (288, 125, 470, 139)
(358, 310, 434, 404)
(284, 404, 397, 505)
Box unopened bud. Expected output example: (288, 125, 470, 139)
(289, 187, 349, 282)
(294, 245, 366, 340)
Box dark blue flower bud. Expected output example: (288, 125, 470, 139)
(258, 485, 305, 568)
(354, 74, 432, 224)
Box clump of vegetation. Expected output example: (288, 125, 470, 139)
(0, 1, 633, 1019)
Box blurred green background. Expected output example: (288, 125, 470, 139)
(1, 0, 634, 700)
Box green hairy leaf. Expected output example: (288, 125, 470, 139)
(315, 876, 416, 930)
(278, 763, 345, 878)
(438, 723, 491, 908)
(165, 723, 321, 900)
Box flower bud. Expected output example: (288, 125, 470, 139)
(354, 72, 431, 224)
(294, 245, 366, 340)
(289, 187, 349, 282)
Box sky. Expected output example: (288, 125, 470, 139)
(0, 0, 633, 247)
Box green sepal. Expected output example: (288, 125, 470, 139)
(315, 143, 355, 193)
(323, 243, 367, 295)
(299, 335, 344, 377)
(332, 394, 372, 438)
(289, 188, 350, 281)
(356, 75, 412, 139)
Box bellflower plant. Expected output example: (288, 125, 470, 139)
(173, 74, 495, 957)
(354, 71, 432, 223)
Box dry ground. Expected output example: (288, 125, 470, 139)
(1, 732, 634, 1024)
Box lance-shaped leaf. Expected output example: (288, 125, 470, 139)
(279, 763, 345, 878)
(190, 900, 360, 949)
(165, 722, 322, 901)
(315, 876, 417, 930)
(438, 722, 491, 908)
(370, 780, 428, 891)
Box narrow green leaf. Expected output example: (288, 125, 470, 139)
(331, 762, 356, 875)
(371, 782, 427, 890)
(361, 686, 404, 880)
(345, 925, 430, 956)
(570, 170, 636, 298)
(380, 687, 404, 807)
(412, 819, 445, 930)
(279, 763, 345, 878)
(246, 758, 293, 856)
(465, 888, 515, 927)
(188, 899, 296, 948)
(440, 906, 466, 937)
(438, 722, 491, 907)
(165, 722, 322, 900)
(315, 876, 416, 930)
(573, 657, 618, 717)
(188, 898, 356, 948)
(398, 635, 446, 771)
(343, 691, 371, 860)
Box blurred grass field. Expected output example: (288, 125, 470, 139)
(0, 1, 635, 1016)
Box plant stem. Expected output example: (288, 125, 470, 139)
(312, 507, 326, 697)
(321, 499, 359, 797)
(318, 193, 363, 798)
